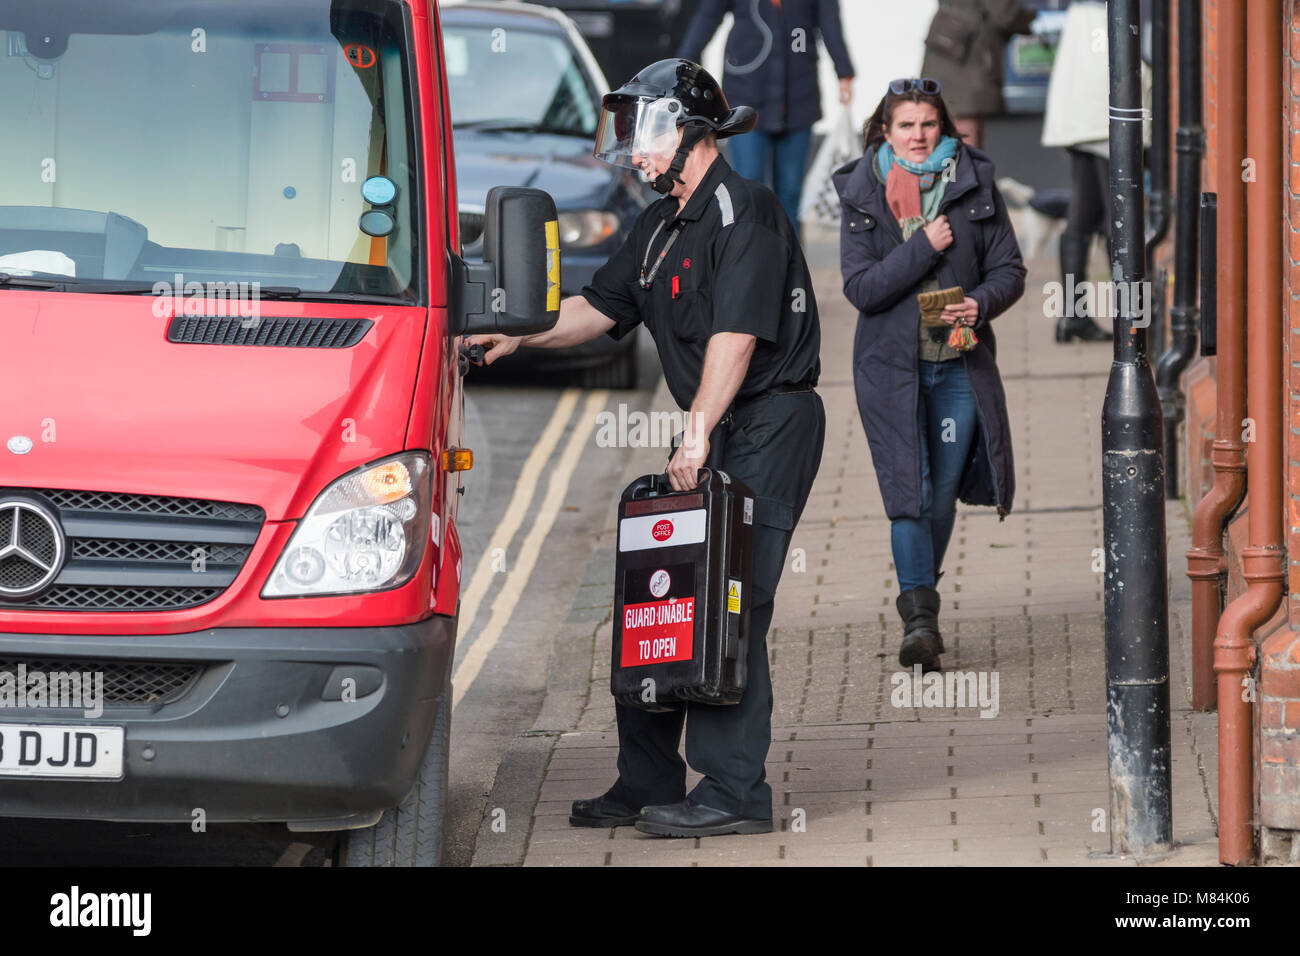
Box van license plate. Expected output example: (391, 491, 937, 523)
(0, 725, 125, 780)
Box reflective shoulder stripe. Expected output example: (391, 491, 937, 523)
(715, 183, 734, 227)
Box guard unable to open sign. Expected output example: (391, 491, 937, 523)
(621, 597, 695, 666)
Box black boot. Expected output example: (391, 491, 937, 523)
(1056, 313, 1113, 342)
(1055, 233, 1113, 343)
(897, 586, 944, 672)
(569, 792, 640, 828)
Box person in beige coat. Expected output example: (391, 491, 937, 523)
(1040, 0, 1151, 343)
(920, 0, 1035, 149)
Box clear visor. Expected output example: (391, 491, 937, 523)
(593, 96, 684, 172)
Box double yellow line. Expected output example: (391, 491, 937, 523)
(451, 387, 609, 709)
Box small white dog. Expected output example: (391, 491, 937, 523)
(997, 176, 1067, 262)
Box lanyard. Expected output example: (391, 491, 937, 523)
(638, 217, 685, 289)
(638, 172, 730, 288)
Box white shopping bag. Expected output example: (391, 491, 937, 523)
(799, 107, 859, 230)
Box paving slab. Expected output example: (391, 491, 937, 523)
(489, 246, 1221, 868)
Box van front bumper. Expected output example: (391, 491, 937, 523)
(0, 615, 455, 826)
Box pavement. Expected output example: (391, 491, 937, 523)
(471, 237, 1221, 867)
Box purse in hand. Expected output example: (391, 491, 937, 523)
(917, 285, 978, 351)
(918, 285, 964, 327)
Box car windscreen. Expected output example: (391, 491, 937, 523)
(443, 21, 598, 137)
(0, 0, 423, 303)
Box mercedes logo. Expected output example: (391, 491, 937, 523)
(0, 498, 66, 599)
(6, 436, 33, 456)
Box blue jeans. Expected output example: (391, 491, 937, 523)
(727, 127, 813, 238)
(891, 360, 978, 592)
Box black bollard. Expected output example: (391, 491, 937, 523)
(1102, 0, 1174, 857)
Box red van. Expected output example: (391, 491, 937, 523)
(0, 0, 557, 866)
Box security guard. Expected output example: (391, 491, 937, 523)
(468, 59, 825, 837)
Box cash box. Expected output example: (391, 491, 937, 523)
(610, 469, 754, 710)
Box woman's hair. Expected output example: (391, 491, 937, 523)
(862, 89, 963, 153)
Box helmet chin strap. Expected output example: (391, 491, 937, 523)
(651, 124, 709, 196)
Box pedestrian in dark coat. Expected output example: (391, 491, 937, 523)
(832, 79, 1025, 671)
(920, 0, 1035, 148)
(678, 0, 854, 236)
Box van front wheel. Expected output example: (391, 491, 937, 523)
(338, 682, 450, 867)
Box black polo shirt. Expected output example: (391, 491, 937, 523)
(580, 155, 821, 411)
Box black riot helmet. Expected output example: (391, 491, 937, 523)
(593, 59, 757, 195)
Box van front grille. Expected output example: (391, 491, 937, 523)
(71, 539, 252, 566)
(8, 585, 227, 612)
(38, 489, 263, 521)
(0, 488, 263, 612)
(0, 657, 203, 705)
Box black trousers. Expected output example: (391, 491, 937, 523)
(605, 390, 826, 819)
(1063, 147, 1112, 250)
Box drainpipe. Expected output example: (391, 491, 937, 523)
(1214, 0, 1285, 866)
(1103, 0, 1173, 858)
(1145, 0, 1171, 355)
(1156, 0, 1201, 499)
(1186, 0, 1247, 714)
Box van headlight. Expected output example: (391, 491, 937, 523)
(263, 452, 432, 598)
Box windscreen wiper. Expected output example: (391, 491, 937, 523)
(0, 276, 307, 297)
(83, 282, 306, 298)
(0, 272, 64, 289)
(0, 276, 406, 304)
(287, 290, 412, 304)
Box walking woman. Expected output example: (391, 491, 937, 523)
(832, 79, 1024, 670)
(678, 0, 854, 238)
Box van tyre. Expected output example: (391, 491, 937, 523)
(339, 678, 450, 867)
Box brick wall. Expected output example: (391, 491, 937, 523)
(1259, 0, 1300, 836)
(1287, 0, 1300, 632)
(1261, 633, 1300, 829)
(1177, 0, 1300, 840)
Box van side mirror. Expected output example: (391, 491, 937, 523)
(451, 186, 560, 336)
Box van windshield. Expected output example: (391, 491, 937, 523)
(0, 0, 422, 303)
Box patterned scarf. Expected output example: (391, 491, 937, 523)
(876, 135, 960, 236)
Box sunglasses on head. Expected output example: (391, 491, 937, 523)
(888, 77, 942, 96)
